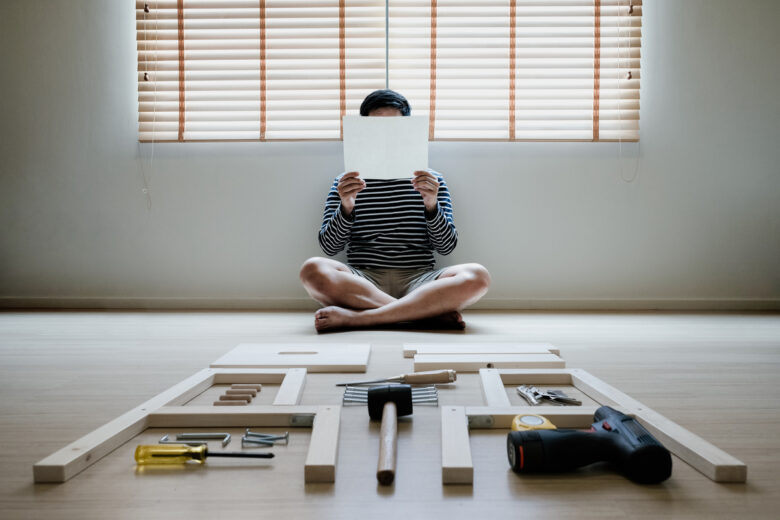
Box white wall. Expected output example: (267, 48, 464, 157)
(1, 0, 778, 310)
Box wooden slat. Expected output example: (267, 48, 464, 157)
(441, 407, 473, 484)
(414, 353, 565, 372)
(569, 369, 748, 483)
(465, 406, 601, 429)
(146, 405, 318, 428)
(33, 369, 216, 483)
(479, 368, 511, 407)
(403, 343, 560, 358)
(304, 406, 341, 483)
(273, 368, 307, 405)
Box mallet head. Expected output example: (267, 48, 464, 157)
(367, 384, 413, 420)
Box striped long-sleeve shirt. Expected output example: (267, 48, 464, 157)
(318, 171, 458, 269)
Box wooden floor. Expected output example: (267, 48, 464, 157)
(1, 310, 779, 519)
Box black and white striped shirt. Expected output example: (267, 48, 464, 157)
(318, 171, 458, 269)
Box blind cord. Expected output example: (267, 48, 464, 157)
(136, 3, 157, 210)
(618, 0, 640, 183)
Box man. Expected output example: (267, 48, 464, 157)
(300, 89, 490, 332)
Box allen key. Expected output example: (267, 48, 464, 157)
(158, 434, 206, 447)
(176, 433, 232, 447)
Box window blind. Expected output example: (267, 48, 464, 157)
(136, 0, 641, 142)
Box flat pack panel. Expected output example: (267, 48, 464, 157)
(404, 343, 560, 358)
(343, 115, 428, 179)
(211, 343, 371, 373)
(414, 353, 565, 372)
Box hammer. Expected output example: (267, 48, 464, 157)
(367, 384, 414, 485)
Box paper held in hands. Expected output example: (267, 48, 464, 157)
(342, 115, 429, 179)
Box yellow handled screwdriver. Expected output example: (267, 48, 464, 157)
(135, 444, 274, 465)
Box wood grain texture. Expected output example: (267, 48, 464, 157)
(3, 311, 778, 519)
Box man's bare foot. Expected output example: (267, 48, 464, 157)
(314, 306, 361, 332)
(433, 310, 466, 329)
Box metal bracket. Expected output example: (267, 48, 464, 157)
(290, 413, 315, 427)
(467, 415, 494, 429)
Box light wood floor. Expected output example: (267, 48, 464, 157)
(1, 310, 779, 519)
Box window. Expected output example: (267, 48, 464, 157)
(136, 0, 641, 142)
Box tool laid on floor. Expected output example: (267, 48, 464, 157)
(343, 385, 438, 405)
(135, 444, 274, 465)
(517, 385, 582, 406)
(356, 384, 419, 485)
(507, 405, 672, 484)
(336, 369, 456, 386)
(242, 430, 290, 448)
(511, 414, 557, 431)
(176, 432, 232, 447)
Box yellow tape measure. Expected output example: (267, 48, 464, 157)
(511, 414, 557, 431)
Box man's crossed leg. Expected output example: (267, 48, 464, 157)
(299, 257, 490, 332)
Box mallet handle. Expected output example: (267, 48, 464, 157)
(376, 401, 397, 485)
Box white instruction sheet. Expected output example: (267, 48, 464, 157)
(342, 115, 428, 179)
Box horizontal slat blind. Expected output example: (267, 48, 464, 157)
(136, 0, 386, 141)
(137, 0, 641, 142)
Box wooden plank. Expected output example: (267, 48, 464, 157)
(33, 369, 216, 483)
(479, 368, 511, 407)
(570, 369, 748, 483)
(273, 368, 307, 405)
(414, 353, 565, 372)
(495, 368, 574, 386)
(404, 342, 560, 358)
(210, 343, 371, 373)
(146, 406, 319, 428)
(304, 406, 341, 483)
(465, 406, 601, 429)
(441, 407, 473, 484)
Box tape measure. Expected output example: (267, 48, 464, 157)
(511, 414, 557, 431)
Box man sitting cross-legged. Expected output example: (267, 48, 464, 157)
(299, 89, 490, 332)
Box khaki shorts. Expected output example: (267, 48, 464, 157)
(347, 266, 447, 299)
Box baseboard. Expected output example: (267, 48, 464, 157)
(1, 296, 778, 311)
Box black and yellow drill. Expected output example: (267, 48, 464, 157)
(507, 405, 672, 484)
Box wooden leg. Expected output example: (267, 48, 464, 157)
(441, 406, 473, 485)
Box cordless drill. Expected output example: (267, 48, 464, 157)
(506, 406, 672, 484)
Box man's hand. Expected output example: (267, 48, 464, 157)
(338, 171, 366, 217)
(412, 170, 439, 213)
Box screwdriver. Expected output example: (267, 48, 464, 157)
(135, 444, 274, 465)
(336, 369, 456, 386)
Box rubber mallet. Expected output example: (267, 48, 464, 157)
(367, 384, 414, 486)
